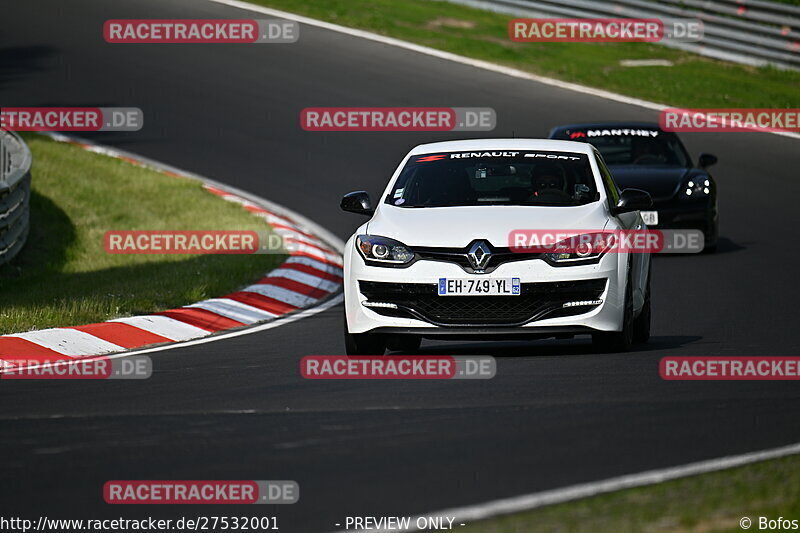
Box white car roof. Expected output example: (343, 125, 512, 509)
(408, 138, 595, 156)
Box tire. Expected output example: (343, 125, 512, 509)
(703, 216, 719, 254)
(592, 269, 634, 353)
(387, 335, 422, 353)
(343, 307, 386, 355)
(633, 265, 651, 344)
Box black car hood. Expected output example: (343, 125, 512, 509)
(608, 166, 690, 202)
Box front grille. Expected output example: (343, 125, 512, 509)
(415, 246, 541, 274)
(359, 279, 606, 326)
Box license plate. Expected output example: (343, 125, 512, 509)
(438, 278, 521, 296)
(641, 211, 658, 225)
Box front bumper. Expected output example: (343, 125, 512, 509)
(344, 240, 627, 335)
(647, 197, 717, 242)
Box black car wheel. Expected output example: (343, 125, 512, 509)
(343, 302, 387, 355)
(633, 264, 651, 344)
(592, 269, 634, 353)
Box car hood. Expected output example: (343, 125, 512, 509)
(367, 204, 610, 248)
(609, 166, 689, 201)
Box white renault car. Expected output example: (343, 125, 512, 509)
(341, 139, 652, 354)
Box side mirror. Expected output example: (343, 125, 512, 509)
(698, 153, 718, 168)
(614, 188, 652, 215)
(340, 191, 374, 216)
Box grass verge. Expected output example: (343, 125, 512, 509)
(0, 134, 286, 334)
(461, 454, 800, 532)
(248, 0, 799, 108)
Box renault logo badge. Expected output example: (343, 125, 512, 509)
(467, 241, 492, 270)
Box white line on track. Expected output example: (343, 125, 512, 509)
(333, 440, 800, 532)
(205, 0, 800, 142)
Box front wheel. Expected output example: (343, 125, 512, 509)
(343, 307, 386, 355)
(703, 215, 719, 254)
(592, 271, 634, 353)
(345, 332, 387, 355)
(633, 265, 651, 344)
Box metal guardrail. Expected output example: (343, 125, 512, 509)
(0, 130, 32, 266)
(445, 0, 800, 70)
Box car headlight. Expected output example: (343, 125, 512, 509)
(356, 235, 415, 265)
(544, 232, 615, 266)
(683, 178, 711, 197)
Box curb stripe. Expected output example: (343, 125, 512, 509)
(224, 291, 299, 315)
(107, 316, 210, 342)
(69, 322, 172, 349)
(269, 222, 320, 241)
(280, 262, 344, 283)
(0, 338, 72, 365)
(0, 135, 344, 369)
(186, 298, 279, 324)
(290, 246, 343, 266)
(240, 284, 318, 308)
(285, 236, 335, 255)
(155, 308, 245, 332)
(266, 268, 341, 293)
(255, 276, 332, 300)
(8, 329, 124, 356)
(285, 254, 344, 273)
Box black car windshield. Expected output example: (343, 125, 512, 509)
(564, 129, 690, 167)
(386, 150, 598, 208)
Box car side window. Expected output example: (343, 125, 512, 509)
(595, 151, 620, 207)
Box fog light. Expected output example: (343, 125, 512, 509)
(563, 299, 603, 308)
(363, 301, 398, 309)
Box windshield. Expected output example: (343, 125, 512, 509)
(565, 129, 690, 167)
(386, 150, 599, 208)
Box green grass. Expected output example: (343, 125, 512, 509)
(0, 134, 285, 334)
(249, 0, 799, 108)
(462, 454, 800, 532)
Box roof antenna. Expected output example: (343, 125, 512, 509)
(511, 130, 515, 138)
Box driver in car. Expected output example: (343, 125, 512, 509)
(630, 137, 667, 165)
(528, 162, 571, 203)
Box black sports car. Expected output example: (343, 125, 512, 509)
(549, 122, 719, 251)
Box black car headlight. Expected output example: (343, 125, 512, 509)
(356, 235, 414, 266)
(544, 232, 615, 266)
(683, 178, 711, 198)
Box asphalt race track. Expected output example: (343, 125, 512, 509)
(1, 1, 799, 531)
